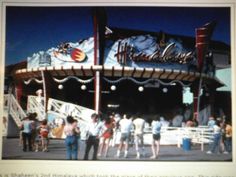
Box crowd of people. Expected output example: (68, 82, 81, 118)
(206, 116, 232, 154)
(20, 113, 50, 152)
(19, 111, 232, 160)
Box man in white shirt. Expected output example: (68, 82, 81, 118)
(133, 115, 146, 158)
(116, 114, 133, 158)
(83, 113, 104, 160)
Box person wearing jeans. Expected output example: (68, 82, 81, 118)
(64, 116, 80, 160)
(21, 115, 33, 152)
(224, 121, 232, 153)
(207, 120, 221, 154)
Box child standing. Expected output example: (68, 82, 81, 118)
(39, 119, 50, 152)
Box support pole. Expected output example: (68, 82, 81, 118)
(92, 8, 107, 114)
(93, 8, 100, 114)
(41, 70, 47, 119)
(194, 21, 216, 123)
(95, 71, 101, 114)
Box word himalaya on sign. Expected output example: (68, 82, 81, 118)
(115, 41, 195, 65)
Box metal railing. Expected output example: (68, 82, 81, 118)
(4, 94, 214, 150)
(4, 94, 26, 127)
(142, 126, 214, 151)
(47, 98, 95, 139)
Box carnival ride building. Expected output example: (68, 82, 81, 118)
(3, 10, 231, 141)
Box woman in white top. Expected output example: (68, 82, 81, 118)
(64, 116, 80, 160)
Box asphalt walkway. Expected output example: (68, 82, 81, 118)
(2, 138, 232, 161)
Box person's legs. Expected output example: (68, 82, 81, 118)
(151, 139, 156, 159)
(104, 138, 110, 157)
(22, 132, 27, 151)
(27, 133, 32, 151)
(140, 134, 145, 156)
(65, 136, 72, 159)
(42, 138, 46, 151)
(117, 134, 125, 157)
(134, 135, 140, 158)
(71, 136, 78, 160)
(92, 138, 99, 160)
(124, 134, 130, 158)
(97, 137, 105, 156)
(155, 140, 160, 157)
(211, 134, 220, 153)
(150, 134, 159, 159)
(225, 137, 232, 152)
(84, 136, 93, 160)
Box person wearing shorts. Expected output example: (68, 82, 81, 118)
(151, 115, 162, 159)
(39, 119, 50, 152)
(116, 114, 133, 158)
(133, 115, 146, 158)
(97, 116, 114, 157)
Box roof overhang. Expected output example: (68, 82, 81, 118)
(15, 65, 224, 88)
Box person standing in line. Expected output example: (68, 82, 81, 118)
(97, 116, 115, 157)
(207, 120, 222, 154)
(150, 114, 162, 159)
(219, 119, 226, 153)
(116, 114, 133, 158)
(207, 116, 216, 128)
(39, 119, 50, 152)
(20, 115, 33, 152)
(224, 120, 232, 153)
(133, 114, 146, 159)
(83, 113, 104, 160)
(111, 113, 121, 147)
(29, 113, 38, 151)
(64, 116, 80, 160)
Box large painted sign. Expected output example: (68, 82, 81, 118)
(115, 36, 194, 65)
(27, 34, 196, 71)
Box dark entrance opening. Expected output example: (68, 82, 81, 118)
(101, 77, 183, 121)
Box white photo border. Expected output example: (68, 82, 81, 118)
(0, 0, 235, 176)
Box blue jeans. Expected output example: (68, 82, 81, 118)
(224, 137, 232, 152)
(210, 133, 221, 153)
(65, 135, 78, 160)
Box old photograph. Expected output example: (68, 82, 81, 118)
(2, 6, 232, 162)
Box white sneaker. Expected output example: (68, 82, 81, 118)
(150, 155, 157, 159)
(136, 153, 140, 159)
(207, 151, 212, 154)
(116, 153, 120, 158)
(223, 151, 229, 154)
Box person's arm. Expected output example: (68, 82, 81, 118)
(19, 122, 24, 130)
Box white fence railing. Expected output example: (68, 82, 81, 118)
(47, 98, 94, 122)
(4, 94, 26, 127)
(47, 98, 95, 139)
(139, 126, 214, 151)
(4, 94, 214, 150)
(111, 126, 213, 151)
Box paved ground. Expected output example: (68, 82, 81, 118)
(2, 137, 232, 161)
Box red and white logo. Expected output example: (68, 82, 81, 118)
(70, 48, 86, 62)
